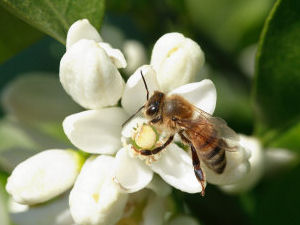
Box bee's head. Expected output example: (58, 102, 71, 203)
(144, 91, 165, 119)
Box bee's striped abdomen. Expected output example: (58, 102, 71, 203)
(199, 139, 227, 174)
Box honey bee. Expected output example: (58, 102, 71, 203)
(123, 72, 238, 196)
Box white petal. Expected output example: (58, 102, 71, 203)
(168, 216, 200, 225)
(121, 65, 160, 115)
(98, 42, 127, 68)
(9, 198, 29, 213)
(203, 135, 251, 186)
(63, 108, 128, 154)
(66, 19, 102, 50)
(221, 135, 264, 193)
(150, 144, 202, 193)
(123, 40, 147, 75)
(142, 194, 166, 225)
(60, 39, 125, 109)
(6, 149, 84, 205)
(150, 32, 205, 92)
(70, 155, 128, 225)
(169, 79, 216, 114)
(1, 73, 81, 123)
(114, 147, 153, 193)
(11, 195, 74, 225)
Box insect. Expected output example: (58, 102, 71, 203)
(123, 71, 239, 196)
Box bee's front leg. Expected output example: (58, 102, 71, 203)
(139, 135, 174, 155)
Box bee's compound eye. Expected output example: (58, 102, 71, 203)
(146, 105, 158, 116)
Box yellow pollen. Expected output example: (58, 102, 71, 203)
(167, 47, 179, 57)
(134, 124, 157, 149)
(92, 193, 99, 203)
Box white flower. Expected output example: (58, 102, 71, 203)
(63, 64, 250, 194)
(150, 32, 205, 92)
(60, 19, 126, 110)
(220, 135, 262, 193)
(6, 149, 84, 205)
(69, 155, 128, 225)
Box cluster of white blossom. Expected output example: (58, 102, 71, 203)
(2, 19, 285, 225)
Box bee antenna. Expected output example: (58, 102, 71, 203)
(122, 105, 145, 127)
(140, 70, 149, 100)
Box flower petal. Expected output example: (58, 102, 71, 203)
(6, 149, 84, 205)
(114, 147, 153, 193)
(66, 19, 102, 50)
(60, 39, 125, 109)
(70, 155, 128, 225)
(221, 135, 264, 193)
(150, 32, 205, 92)
(1, 73, 81, 123)
(98, 42, 127, 68)
(63, 108, 128, 154)
(203, 135, 251, 186)
(150, 144, 202, 193)
(169, 79, 216, 114)
(121, 65, 160, 115)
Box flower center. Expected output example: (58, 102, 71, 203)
(132, 124, 158, 150)
(128, 123, 164, 164)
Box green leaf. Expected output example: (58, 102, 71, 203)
(186, 0, 275, 52)
(253, 0, 300, 150)
(0, 6, 43, 64)
(0, 0, 105, 44)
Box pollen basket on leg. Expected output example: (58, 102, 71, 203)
(126, 123, 166, 164)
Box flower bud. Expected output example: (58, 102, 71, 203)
(70, 155, 128, 225)
(98, 42, 127, 68)
(60, 39, 125, 109)
(6, 149, 84, 205)
(66, 19, 102, 50)
(220, 135, 264, 193)
(150, 32, 205, 92)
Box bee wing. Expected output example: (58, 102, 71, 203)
(178, 106, 239, 151)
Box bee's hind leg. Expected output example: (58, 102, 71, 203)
(179, 130, 206, 196)
(191, 145, 206, 196)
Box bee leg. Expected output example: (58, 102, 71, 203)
(179, 131, 206, 196)
(139, 135, 174, 156)
(191, 145, 206, 196)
